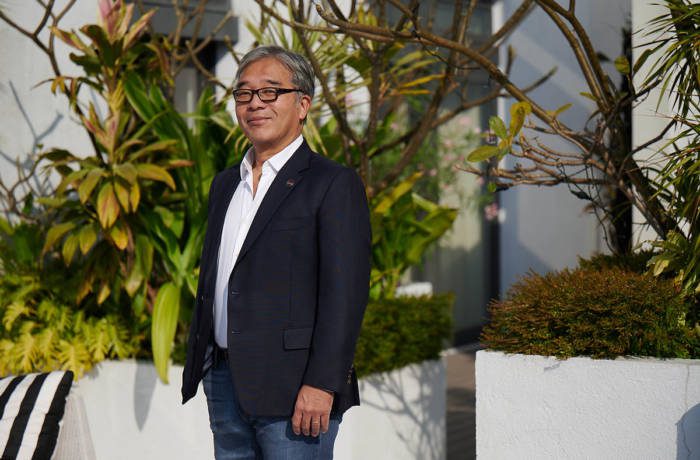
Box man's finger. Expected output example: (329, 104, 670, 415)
(311, 418, 321, 437)
(291, 408, 302, 435)
(320, 413, 329, 434)
(301, 412, 311, 436)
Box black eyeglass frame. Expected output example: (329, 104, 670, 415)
(232, 87, 304, 103)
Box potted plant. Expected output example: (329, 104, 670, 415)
(473, 2, 700, 456)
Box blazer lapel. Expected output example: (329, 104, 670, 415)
(233, 142, 312, 269)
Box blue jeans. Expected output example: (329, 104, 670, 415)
(202, 359, 341, 460)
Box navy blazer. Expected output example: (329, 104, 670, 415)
(181, 141, 371, 417)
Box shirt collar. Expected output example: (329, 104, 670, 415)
(240, 135, 303, 180)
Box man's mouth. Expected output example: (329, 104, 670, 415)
(247, 116, 270, 126)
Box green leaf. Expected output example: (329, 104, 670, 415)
(78, 168, 104, 203)
(62, 233, 79, 265)
(42, 148, 79, 163)
(78, 223, 98, 254)
(130, 140, 179, 160)
(123, 73, 156, 121)
(509, 101, 531, 136)
(151, 282, 181, 383)
(43, 222, 76, 254)
(549, 103, 573, 118)
(113, 180, 131, 212)
(489, 116, 508, 140)
(114, 163, 138, 184)
(0, 217, 13, 236)
(124, 10, 155, 48)
(135, 164, 176, 190)
(57, 338, 90, 379)
(614, 55, 630, 74)
(129, 182, 141, 211)
(50, 27, 91, 53)
(3, 301, 30, 331)
(633, 48, 654, 74)
(96, 183, 120, 229)
(125, 235, 153, 297)
(56, 169, 89, 195)
(373, 172, 423, 215)
(109, 222, 129, 250)
(96, 281, 111, 305)
(467, 145, 501, 162)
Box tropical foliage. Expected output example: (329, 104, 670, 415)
(0, 1, 246, 381)
(251, 3, 462, 296)
(643, 1, 700, 298)
(369, 173, 457, 299)
(0, 219, 135, 378)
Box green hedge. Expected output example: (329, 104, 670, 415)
(481, 267, 698, 359)
(577, 250, 656, 274)
(354, 294, 453, 377)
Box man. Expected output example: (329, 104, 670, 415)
(181, 45, 371, 459)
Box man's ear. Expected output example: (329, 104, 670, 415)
(297, 94, 312, 123)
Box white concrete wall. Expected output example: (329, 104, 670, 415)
(476, 350, 700, 459)
(72, 358, 445, 460)
(0, 1, 97, 186)
(496, 1, 631, 294)
(72, 361, 213, 460)
(335, 358, 446, 460)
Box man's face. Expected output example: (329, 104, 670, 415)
(234, 57, 311, 156)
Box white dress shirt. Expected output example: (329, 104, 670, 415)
(213, 135, 304, 348)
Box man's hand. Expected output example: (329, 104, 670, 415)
(291, 384, 334, 437)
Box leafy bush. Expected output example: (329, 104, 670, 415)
(577, 250, 656, 274)
(354, 294, 453, 377)
(0, 221, 136, 378)
(369, 174, 457, 300)
(481, 267, 698, 359)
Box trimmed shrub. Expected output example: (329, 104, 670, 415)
(355, 294, 453, 377)
(481, 268, 698, 359)
(577, 250, 656, 274)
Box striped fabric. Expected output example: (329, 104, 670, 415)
(0, 371, 73, 460)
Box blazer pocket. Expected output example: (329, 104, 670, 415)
(283, 327, 314, 350)
(271, 216, 312, 231)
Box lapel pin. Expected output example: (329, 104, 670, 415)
(286, 179, 295, 188)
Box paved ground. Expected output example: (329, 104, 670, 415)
(446, 347, 476, 460)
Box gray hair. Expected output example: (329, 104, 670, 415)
(235, 46, 315, 99)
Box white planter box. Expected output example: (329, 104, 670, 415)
(66, 357, 445, 460)
(335, 357, 446, 460)
(476, 350, 700, 459)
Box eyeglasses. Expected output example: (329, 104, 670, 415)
(232, 87, 304, 103)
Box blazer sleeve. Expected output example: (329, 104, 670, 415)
(302, 167, 371, 393)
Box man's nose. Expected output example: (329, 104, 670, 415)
(247, 92, 267, 109)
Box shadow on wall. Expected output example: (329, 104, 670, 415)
(134, 362, 159, 430)
(357, 360, 445, 460)
(677, 403, 700, 460)
(0, 81, 61, 194)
